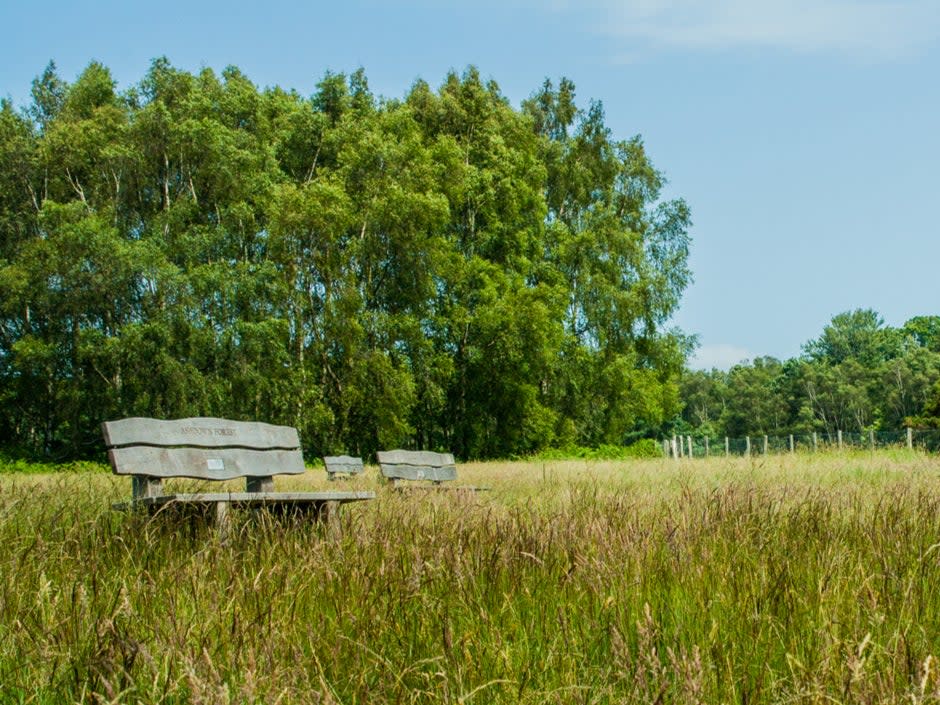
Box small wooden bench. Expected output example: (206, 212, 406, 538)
(377, 449, 482, 491)
(103, 417, 375, 528)
(323, 455, 364, 481)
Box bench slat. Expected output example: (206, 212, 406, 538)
(377, 450, 455, 466)
(377, 449, 457, 482)
(102, 417, 300, 449)
(113, 490, 375, 510)
(323, 455, 364, 474)
(124, 491, 374, 504)
(108, 446, 306, 479)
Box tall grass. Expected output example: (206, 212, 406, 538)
(3, 453, 940, 703)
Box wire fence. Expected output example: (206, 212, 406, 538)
(662, 428, 940, 458)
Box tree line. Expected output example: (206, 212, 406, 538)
(0, 60, 692, 460)
(678, 310, 940, 440)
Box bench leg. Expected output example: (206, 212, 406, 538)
(319, 500, 341, 535)
(215, 501, 232, 541)
(246, 476, 274, 493)
(133, 476, 163, 499)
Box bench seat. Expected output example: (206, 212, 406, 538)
(113, 490, 375, 510)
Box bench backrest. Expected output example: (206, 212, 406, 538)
(102, 417, 305, 485)
(323, 455, 364, 479)
(377, 449, 456, 484)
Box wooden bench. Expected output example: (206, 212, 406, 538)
(103, 417, 375, 528)
(323, 455, 364, 481)
(377, 449, 482, 491)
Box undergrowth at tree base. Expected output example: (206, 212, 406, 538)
(532, 439, 662, 461)
(0, 454, 108, 474)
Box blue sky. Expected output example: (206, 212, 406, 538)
(2, 0, 938, 369)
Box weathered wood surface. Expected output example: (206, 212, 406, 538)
(132, 475, 163, 499)
(323, 455, 364, 477)
(108, 446, 305, 479)
(114, 490, 375, 511)
(102, 417, 300, 450)
(386, 484, 486, 492)
(246, 476, 274, 492)
(377, 449, 457, 482)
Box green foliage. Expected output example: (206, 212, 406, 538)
(0, 61, 692, 460)
(903, 315, 940, 352)
(0, 454, 106, 473)
(803, 308, 902, 366)
(910, 379, 940, 429)
(534, 438, 661, 460)
(679, 310, 940, 438)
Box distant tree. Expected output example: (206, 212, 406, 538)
(800, 359, 877, 436)
(902, 316, 940, 352)
(879, 346, 940, 428)
(679, 368, 727, 436)
(28, 61, 66, 129)
(719, 357, 789, 436)
(803, 309, 902, 367)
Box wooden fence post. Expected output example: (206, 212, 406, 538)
(725, 437, 729, 457)
(838, 430, 843, 450)
(704, 436, 709, 457)
(813, 432, 818, 452)
(763, 435, 768, 455)
(907, 427, 913, 449)
(789, 434, 794, 454)
(869, 429, 875, 450)
(687, 435, 693, 458)
(746, 436, 751, 457)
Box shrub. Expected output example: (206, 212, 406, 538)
(533, 438, 662, 461)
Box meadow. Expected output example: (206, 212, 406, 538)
(3, 451, 940, 703)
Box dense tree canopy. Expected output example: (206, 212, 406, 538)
(678, 310, 940, 439)
(0, 60, 692, 459)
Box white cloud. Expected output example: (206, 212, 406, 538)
(581, 0, 940, 59)
(689, 343, 753, 370)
